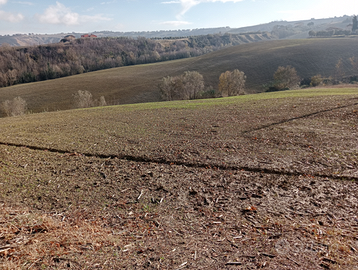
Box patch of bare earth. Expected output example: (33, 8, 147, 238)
(0, 92, 357, 269)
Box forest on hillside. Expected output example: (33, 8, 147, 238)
(0, 33, 270, 88)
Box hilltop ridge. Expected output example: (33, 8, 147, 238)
(0, 15, 354, 47)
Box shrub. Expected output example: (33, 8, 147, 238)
(200, 86, 219, 98)
(300, 77, 311, 88)
(310, 75, 323, 87)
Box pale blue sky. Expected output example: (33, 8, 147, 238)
(0, 0, 356, 35)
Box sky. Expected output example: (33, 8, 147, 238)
(0, 0, 356, 35)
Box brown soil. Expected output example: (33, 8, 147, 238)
(0, 91, 357, 269)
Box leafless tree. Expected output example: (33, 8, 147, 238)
(1, 96, 27, 116)
(219, 69, 246, 96)
(98, 96, 107, 107)
(159, 71, 204, 101)
(73, 90, 93, 108)
(334, 59, 345, 82)
(273, 66, 300, 90)
(182, 71, 204, 99)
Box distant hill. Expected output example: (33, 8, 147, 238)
(1, 38, 358, 116)
(0, 33, 275, 89)
(0, 33, 65, 47)
(0, 15, 354, 47)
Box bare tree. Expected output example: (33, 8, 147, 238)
(182, 71, 204, 99)
(159, 71, 204, 101)
(1, 100, 12, 116)
(334, 59, 344, 82)
(273, 66, 300, 90)
(349, 56, 358, 78)
(12, 97, 27, 116)
(219, 69, 246, 96)
(159, 76, 176, 101)
(73, 90, 93, 108)
(1, 96, 27, 116)
(99, 96, 107, 107)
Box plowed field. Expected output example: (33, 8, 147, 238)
(0, 88, 357, 269)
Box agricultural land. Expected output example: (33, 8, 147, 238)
(0, 88, 357, 269)
(1, 38, 358, 116)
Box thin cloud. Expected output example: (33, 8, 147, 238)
(160, 20, 192, 26)
(101, 0, 116, 4)
(81, 14, 112, 23)
(36, 2, 111, 26)
(113, 23, 124, 30)
(0, 10, 24, 22)
(15, 1, 34, 5)
(0, 0, 7, 5)
(167, 0, 244, 19)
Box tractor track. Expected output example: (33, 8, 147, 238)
(1, 140, 357, 182)
(243, 101, 358, 133)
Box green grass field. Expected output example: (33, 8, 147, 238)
(1, 38, 358, 116)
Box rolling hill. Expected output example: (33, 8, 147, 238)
(1, 37, 358, 115)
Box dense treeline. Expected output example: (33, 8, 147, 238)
(308, 29, 353, 37)
(0, 33, 268, 88)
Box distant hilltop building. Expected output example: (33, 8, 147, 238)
(60, 35, 76, 43)
(81, 34, 97, 38)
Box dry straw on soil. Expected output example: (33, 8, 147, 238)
(0, 205, 118, 269)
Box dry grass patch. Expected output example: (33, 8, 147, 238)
(0, 205, 120, 269)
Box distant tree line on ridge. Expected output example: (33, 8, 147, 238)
(309, 16, 358, 38)
(0, 34, 263, 88)
(308, 29, 352, 37)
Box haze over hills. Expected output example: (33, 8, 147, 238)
(0, 15, 354, 47)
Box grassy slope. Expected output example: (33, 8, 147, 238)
(1, 38, 358, 114)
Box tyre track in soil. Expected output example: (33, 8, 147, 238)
(242, 101, 358, 133)
(0, 140, 357, 182)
